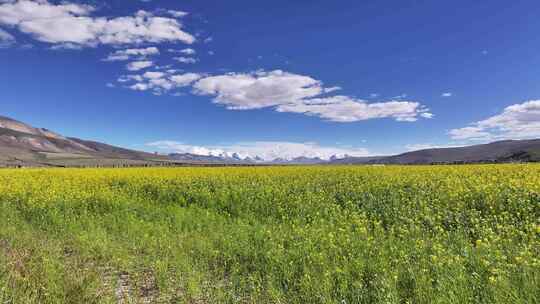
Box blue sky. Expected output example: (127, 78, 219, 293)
(1, 0, 540, 159)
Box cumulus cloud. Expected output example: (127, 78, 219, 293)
(0, 27, 15, 47)
(174, 56, 197, 64)
(146, 140, 370, 161)
(2, 3, 428, 125)
(126, 60, 153, 71)
(449, 100, 540, 140)
(277, 96, 428, 122)
(193, 70, 326, 110)
(104, 47, 159, 61)
(119, 68, 202, 94)
(0, 0, 93, 24)
(192, 70, 432, 122)
(0, 1, 195, 47)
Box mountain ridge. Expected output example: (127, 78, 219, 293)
(0, 115, 539, 167)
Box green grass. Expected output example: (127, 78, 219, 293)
(0, 165, 538, 303)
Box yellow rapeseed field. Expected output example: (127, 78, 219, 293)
(0, 165, 538, 303)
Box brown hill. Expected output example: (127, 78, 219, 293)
(332, 140, 540, 164)
(382, 140, 540, 164)
(0, 116, 170, 167)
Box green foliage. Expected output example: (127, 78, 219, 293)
(0, 165, 538, 303)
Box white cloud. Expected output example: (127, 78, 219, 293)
(104, 47, 159, 61)
(392, 94, 407, 99)
(167, 10, 188, 18)
(441, 92, 452, 97)
(0, 27, 15, 47)
(120, 69, 202, 93)
(193, 70, 326, 110)
(405, 143, 462, 151)
(448, 126, 492, 141)
(49, 42, 83, 50)
(127, 60, 153, 71)
(277, 96, 429, 122)
(170, 73, 202, 87)
(146, 140, 370, 161)
(0, 0, 93, 24)
(168, 47, 195, 55)
(148, 77, 173, 90)
(420, 112, 434, 119)
(129, 83, 150, 91)
(142, 71, 165, 79)
(193, 70, 431, 122)
(118, 74, 144, 82)
(324, 86, 341, 93)
(0, 1, 195, 47)
(449, 100, 540, 140)
(174, 56, 197, 64)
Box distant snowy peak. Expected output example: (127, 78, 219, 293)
(168, 151, 348, 164)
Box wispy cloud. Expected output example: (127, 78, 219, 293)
(167, 10, 188, 18)
(405, 143, 462, 151)
(103, 47, 159, 61)
(391, 93, 407, 100)
(0, 28, 15, 48)
(168, 48, 196, 55)
(173, 56, 198, 64)
(441, 92, 453, 97)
